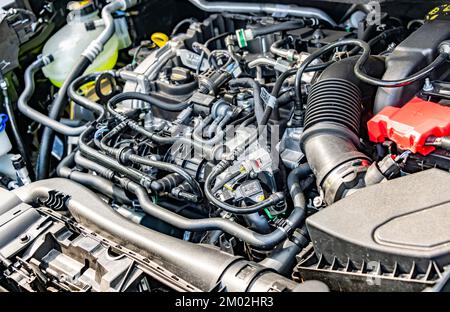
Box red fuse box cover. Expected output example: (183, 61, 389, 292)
(367, 97, 450, 155)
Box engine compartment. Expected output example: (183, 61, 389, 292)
(1, 0, 450, 292)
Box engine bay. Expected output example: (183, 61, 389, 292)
(1, 0, 450, 292)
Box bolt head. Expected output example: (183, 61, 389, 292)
(313, 196, 323, 208)
(19, 234, 30, 243)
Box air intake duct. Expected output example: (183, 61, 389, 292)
(11, 179, 327, 292)
(300, 57, 384, 204)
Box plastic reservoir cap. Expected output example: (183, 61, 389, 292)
(0, 114, 11, 156)
(67, 0, 96, 15)
(367, 97, 450, 155)
(0, 114, 8, 132)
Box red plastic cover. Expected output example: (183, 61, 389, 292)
(367, 97, 450, 155)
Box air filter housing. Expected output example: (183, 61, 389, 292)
(306, 169, 450, 273)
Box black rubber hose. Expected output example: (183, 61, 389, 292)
(37, 56, 91, 179)
(252, 20, 305, 37)
(109, 92, 191, 111)
(257, 162, 313, 274)
(259, 106, 273, 126)
(36, 0, 141, 178)
(367, 27, 405, 49)
(57, 151, 131, 204)
(79, 127, 153, 189)
(97, 122, 203, 197)
(13, 178, 308, 292)
(128, 180, 297, 249)
(228, 78, 263, 124)
(293, 38, 448, 97)
(260, 63, 332, 126)
(287, 163, 312, 212)
(196, 32, 232, 74)
(259, 68, 299, 126)
(243, 212, 271, 234)
(260, 161, 314, 272)
(1, 85, 35, 180)
(98, 121, 129, 157)
(272, 68, 298, 97)
(67, 72, 110, 118)
(150, 173, 184, 192)
(106, 102, 216, 159)
(71, 149, 305, 250)
(204, 159, 285, 214)
(355, 45, 449, 88)
(74, 151, 116, 180)
(127, 154, 203, 198)
(17, 56, 90, 136)
(106, 103, 177, 145)
(292, 38, 434, 124)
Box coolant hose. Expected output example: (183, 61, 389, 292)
(287, 163, 312, 212)
(129, 180, 298, 249)
(67, 72, 110, 119)
(37, 0, 140, 179)
(37, 56, 92, 179)
(17, 56, 89, 136)
(258, 163, 314, 275)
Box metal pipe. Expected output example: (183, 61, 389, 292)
(188, 0, 337, 26)
(270, 37, 300, 62)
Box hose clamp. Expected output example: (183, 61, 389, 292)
(82, 40, 103, 62)
(39, 54, 54, 66)
(439, 40, 450, 58)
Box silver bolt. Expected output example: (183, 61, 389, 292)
(423, 78, 434, 92)
(19, 234, 30, 243)
(313, 196, 323, 208)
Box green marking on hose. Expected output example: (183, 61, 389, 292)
(264, 208, 274, 219)
(237, 29, 247, 48)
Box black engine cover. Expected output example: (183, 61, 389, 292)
(306, 169, 450, 274)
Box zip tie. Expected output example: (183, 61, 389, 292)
(260, 87, 277, 109)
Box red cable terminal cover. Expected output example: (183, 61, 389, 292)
(367, 97, 450, 155)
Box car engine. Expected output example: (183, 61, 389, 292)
(1, 0, 450, 292)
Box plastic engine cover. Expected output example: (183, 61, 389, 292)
(367, 97, 450, 155)
(306, 169, 450, 273)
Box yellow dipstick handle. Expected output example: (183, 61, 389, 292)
(151, 32, 169, 48)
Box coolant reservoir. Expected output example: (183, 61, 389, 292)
(42, 1, 119, 87)
(0, 114, 12, 157)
